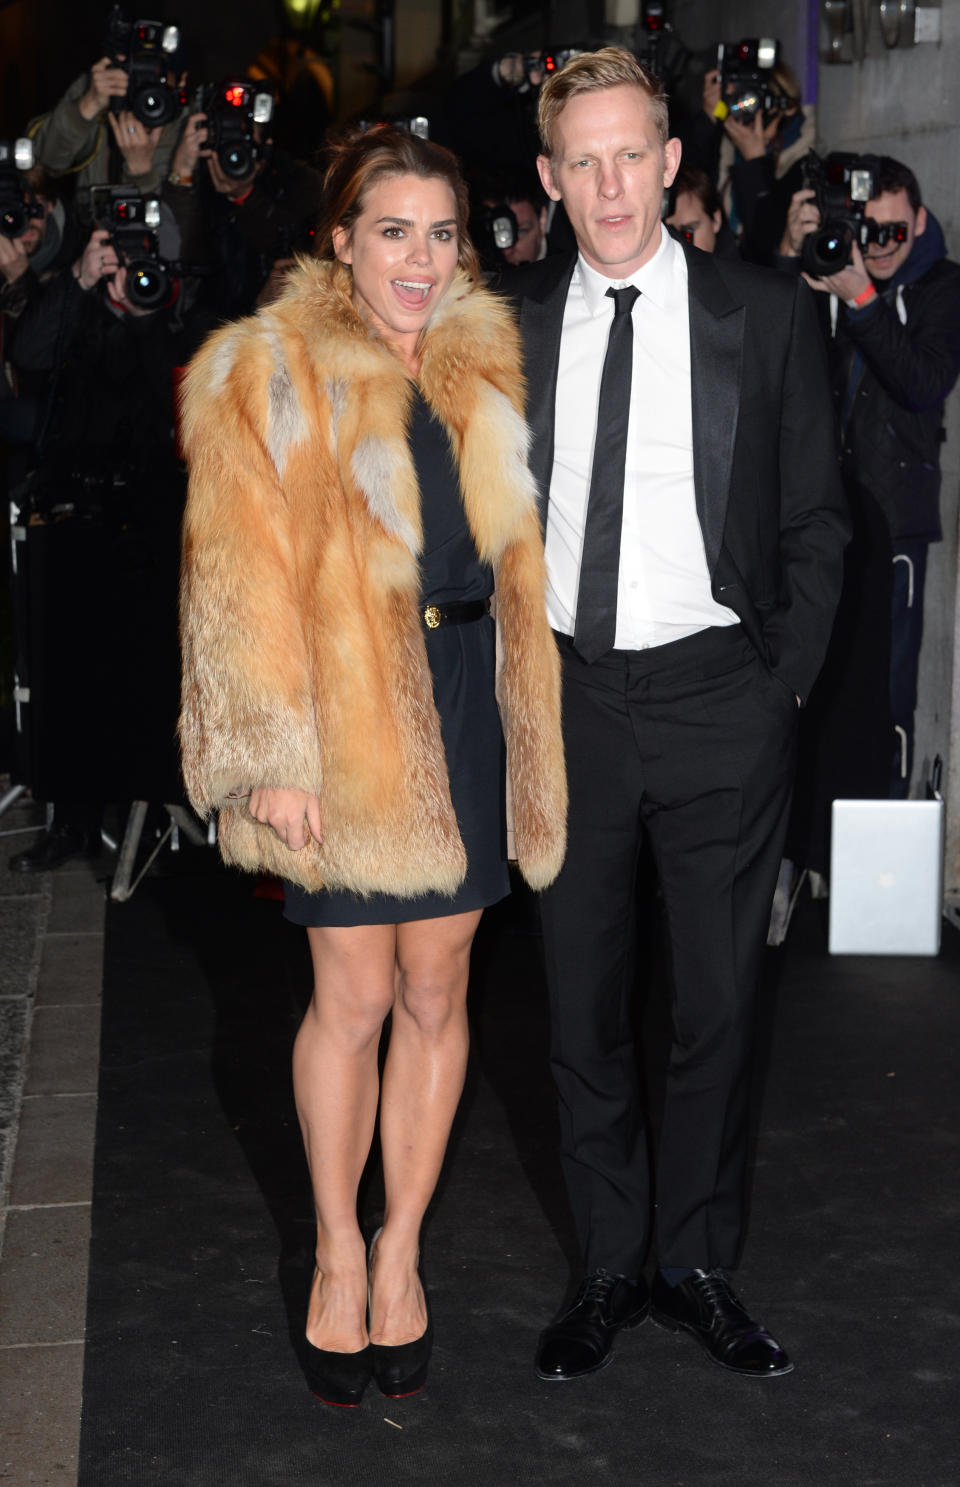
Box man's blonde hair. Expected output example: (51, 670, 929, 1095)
(537, 47, 669, 158)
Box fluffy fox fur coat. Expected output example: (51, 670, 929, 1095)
(179, 257, 566, 897)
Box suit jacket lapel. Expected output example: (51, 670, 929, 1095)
(517, 256, 576, 524)
(682, 240, 745, 575)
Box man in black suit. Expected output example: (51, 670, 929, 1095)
(504, 49, 848, 1382)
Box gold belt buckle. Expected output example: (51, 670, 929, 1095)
(423, 604, 441, 630)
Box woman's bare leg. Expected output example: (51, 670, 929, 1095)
(369, 908, 482, 1346)
(297, 923, 396, 1352)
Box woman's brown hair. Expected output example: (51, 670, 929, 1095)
(316, 125, 481, 283)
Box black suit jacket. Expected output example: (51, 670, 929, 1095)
(502, 236, 850, 703)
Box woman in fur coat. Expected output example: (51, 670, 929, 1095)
(179, 127, 566, 1405)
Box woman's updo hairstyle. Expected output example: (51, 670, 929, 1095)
(316, 125, 481, 284)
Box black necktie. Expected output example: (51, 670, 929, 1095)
(573, 284, 640, 663)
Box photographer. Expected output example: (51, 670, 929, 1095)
(1, 168, 84, 445)
(778, 157, 960, 801)
(27, 52, 183, 212)
(163, 100, 323, 318)
(470, 168, 550, 273)
(664, 164, 738, 258)
(5, 214, 214, 871)
(442, 51, 546, 177)
(680, 50, 814, 260)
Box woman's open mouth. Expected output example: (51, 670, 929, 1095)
(391, 279, 434, 307)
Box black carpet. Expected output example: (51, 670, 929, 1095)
(78, 859, 960, 1487)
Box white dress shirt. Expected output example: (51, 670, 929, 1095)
(545, 225, 739, 649)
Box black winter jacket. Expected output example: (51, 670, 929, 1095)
(811, 216, 960, 542)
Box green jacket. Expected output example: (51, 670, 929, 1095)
(28, 72, 184, 216)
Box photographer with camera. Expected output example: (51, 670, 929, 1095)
(681, 43, 814, 261)
(5, 192, 215, 872)
(26, 10, 186, 216)
(784, 156, 960, 802)
(442, 50, 551, 178)
(1, 153, 86, 447)
(764, 155, 960, 931)
(162, 89, 323, 318)
(470, 168, 550, 273)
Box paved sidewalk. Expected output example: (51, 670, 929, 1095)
(0, 791, 105, 1487)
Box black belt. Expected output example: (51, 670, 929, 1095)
(422, 597, 490, 630)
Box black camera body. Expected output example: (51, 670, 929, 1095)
(91, 185, 172, 309)
(357, 116, 430, 139)
(196, 81, 274, 181)
(104, 5, 182, 127)
(635, 2, 669, 76)
(537, 49, 583, 79)
(717, 38, 790, 125)
(471, 202, 518, 264)
(798, 151, 897, 277)
(0, 137, 37, 240)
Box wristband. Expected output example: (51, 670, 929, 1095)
(848, 283, 877, 310)
(228, 185, 255, 206)
(168, 170, 193, 188)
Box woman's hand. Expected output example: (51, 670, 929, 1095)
(249, 788, 323, 850)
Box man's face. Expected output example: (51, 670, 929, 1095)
(863, 187, 926, 281)
(538, 84, 681, 278)
(502, 197, 547, 265)
(665, 190, 720, 253)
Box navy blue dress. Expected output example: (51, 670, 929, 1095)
(284, 389, 510, 927)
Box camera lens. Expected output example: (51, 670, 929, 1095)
(2, 204, 28, 237)
(802, 220, 853, 278)
(220, 142, 253, 179)
(127, 258, 170, 309)
(133, 81, 177, 127)
(819, 228, 849, 268)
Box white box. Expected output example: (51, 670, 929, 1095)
(829, 798, 944, 956)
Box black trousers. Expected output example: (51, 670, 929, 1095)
(539, 625, 798, 1277)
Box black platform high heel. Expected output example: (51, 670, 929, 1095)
(370, 1317, 433, 1398)
(368, 1228, 433, 1398)
(304, 1340, 372, 1408)
(303, 1267, 372, 1407)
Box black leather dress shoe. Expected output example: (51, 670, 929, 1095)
(650, 1268, 793, 1376)
(536, 1268, 649, 1381)
(8, 826, 100, 874)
